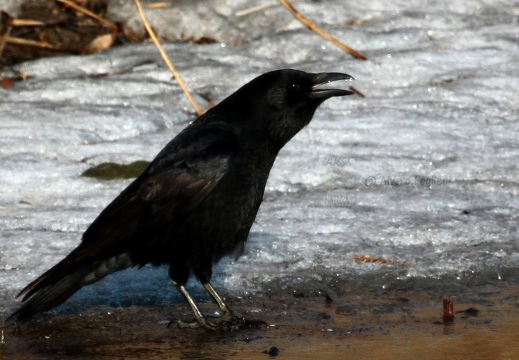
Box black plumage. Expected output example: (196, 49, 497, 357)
(10, 69, 354, 329)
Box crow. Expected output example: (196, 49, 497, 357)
(9, 69, 354, 330)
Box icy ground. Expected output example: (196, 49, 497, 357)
(1, 0, 518, 316)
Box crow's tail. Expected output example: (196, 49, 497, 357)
(8, 253, 133, 323)
(8, 267, 93, 322)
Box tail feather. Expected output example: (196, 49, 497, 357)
(9, 253, 133, 323)
(9, 268, 92, 322)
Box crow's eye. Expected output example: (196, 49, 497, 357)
(291, 83, 301, 91)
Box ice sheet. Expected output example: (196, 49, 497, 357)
(1, 0, 518, 316)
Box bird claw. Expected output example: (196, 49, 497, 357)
(168, 318, 219, 330)
(168, 316, 267, 331)
(177, 320, 219, 331)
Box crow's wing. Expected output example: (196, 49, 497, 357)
(17, 124, 237, 300)
(80, 137, 235, 253)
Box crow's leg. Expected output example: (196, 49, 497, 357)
(202, 282, 236, 317)
(203, 282, 267, 330)
(171, 281, 218, 330)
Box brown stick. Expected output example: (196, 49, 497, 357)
(0, 12, 13, 59)
(10, 19, 46, 27)
(6, 36, 60, 49)
(146, 2, 168, 10)
(278, 0, 367, 60)
(134, 0, 203, 116)
(443, 298, 455, 323)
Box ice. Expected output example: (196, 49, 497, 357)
(1, 0, 518, 317)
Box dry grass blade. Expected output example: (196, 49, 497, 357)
(0, 12, 13, 60)
(146, 2, 168, 10)
(134, 0, 203, 116)
(353, 255, 412, 266)
(349, 86, 367, 98)
(278, 0, 367, 60)
(6, 36, 60, 49)
(56, 0, 118, 31)
(235, 3, 278, 17)
(11, 19, 46, 27)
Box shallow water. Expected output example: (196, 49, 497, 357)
(1, 0, 518, 326)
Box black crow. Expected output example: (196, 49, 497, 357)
(9, 69, 354, 330)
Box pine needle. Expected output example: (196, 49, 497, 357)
(134, 0, 203, 116)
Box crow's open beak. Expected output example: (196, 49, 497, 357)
(308, 72, 355, 99)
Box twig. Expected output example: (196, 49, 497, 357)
(0, 12, 13, 60)
(235, 3, 279, 17)
(353, 255, 411, 266)
(349, 86, 367, 98)
(278, 0, 367, 60)
(56, 0, 118, 31)
(11, 19, 46, 27)
(134, 0, 203, 116)
(6, 36, 60, 49)
(146, 2, 168, 10)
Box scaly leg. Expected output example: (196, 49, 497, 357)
(171, 281, 218, 330)
(203, 282, 236, 317)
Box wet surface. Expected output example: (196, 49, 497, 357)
(2, 283, 518, 359)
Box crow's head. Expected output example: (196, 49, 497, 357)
(264, 69, 354, 109)
(210, 69, 354, 149)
